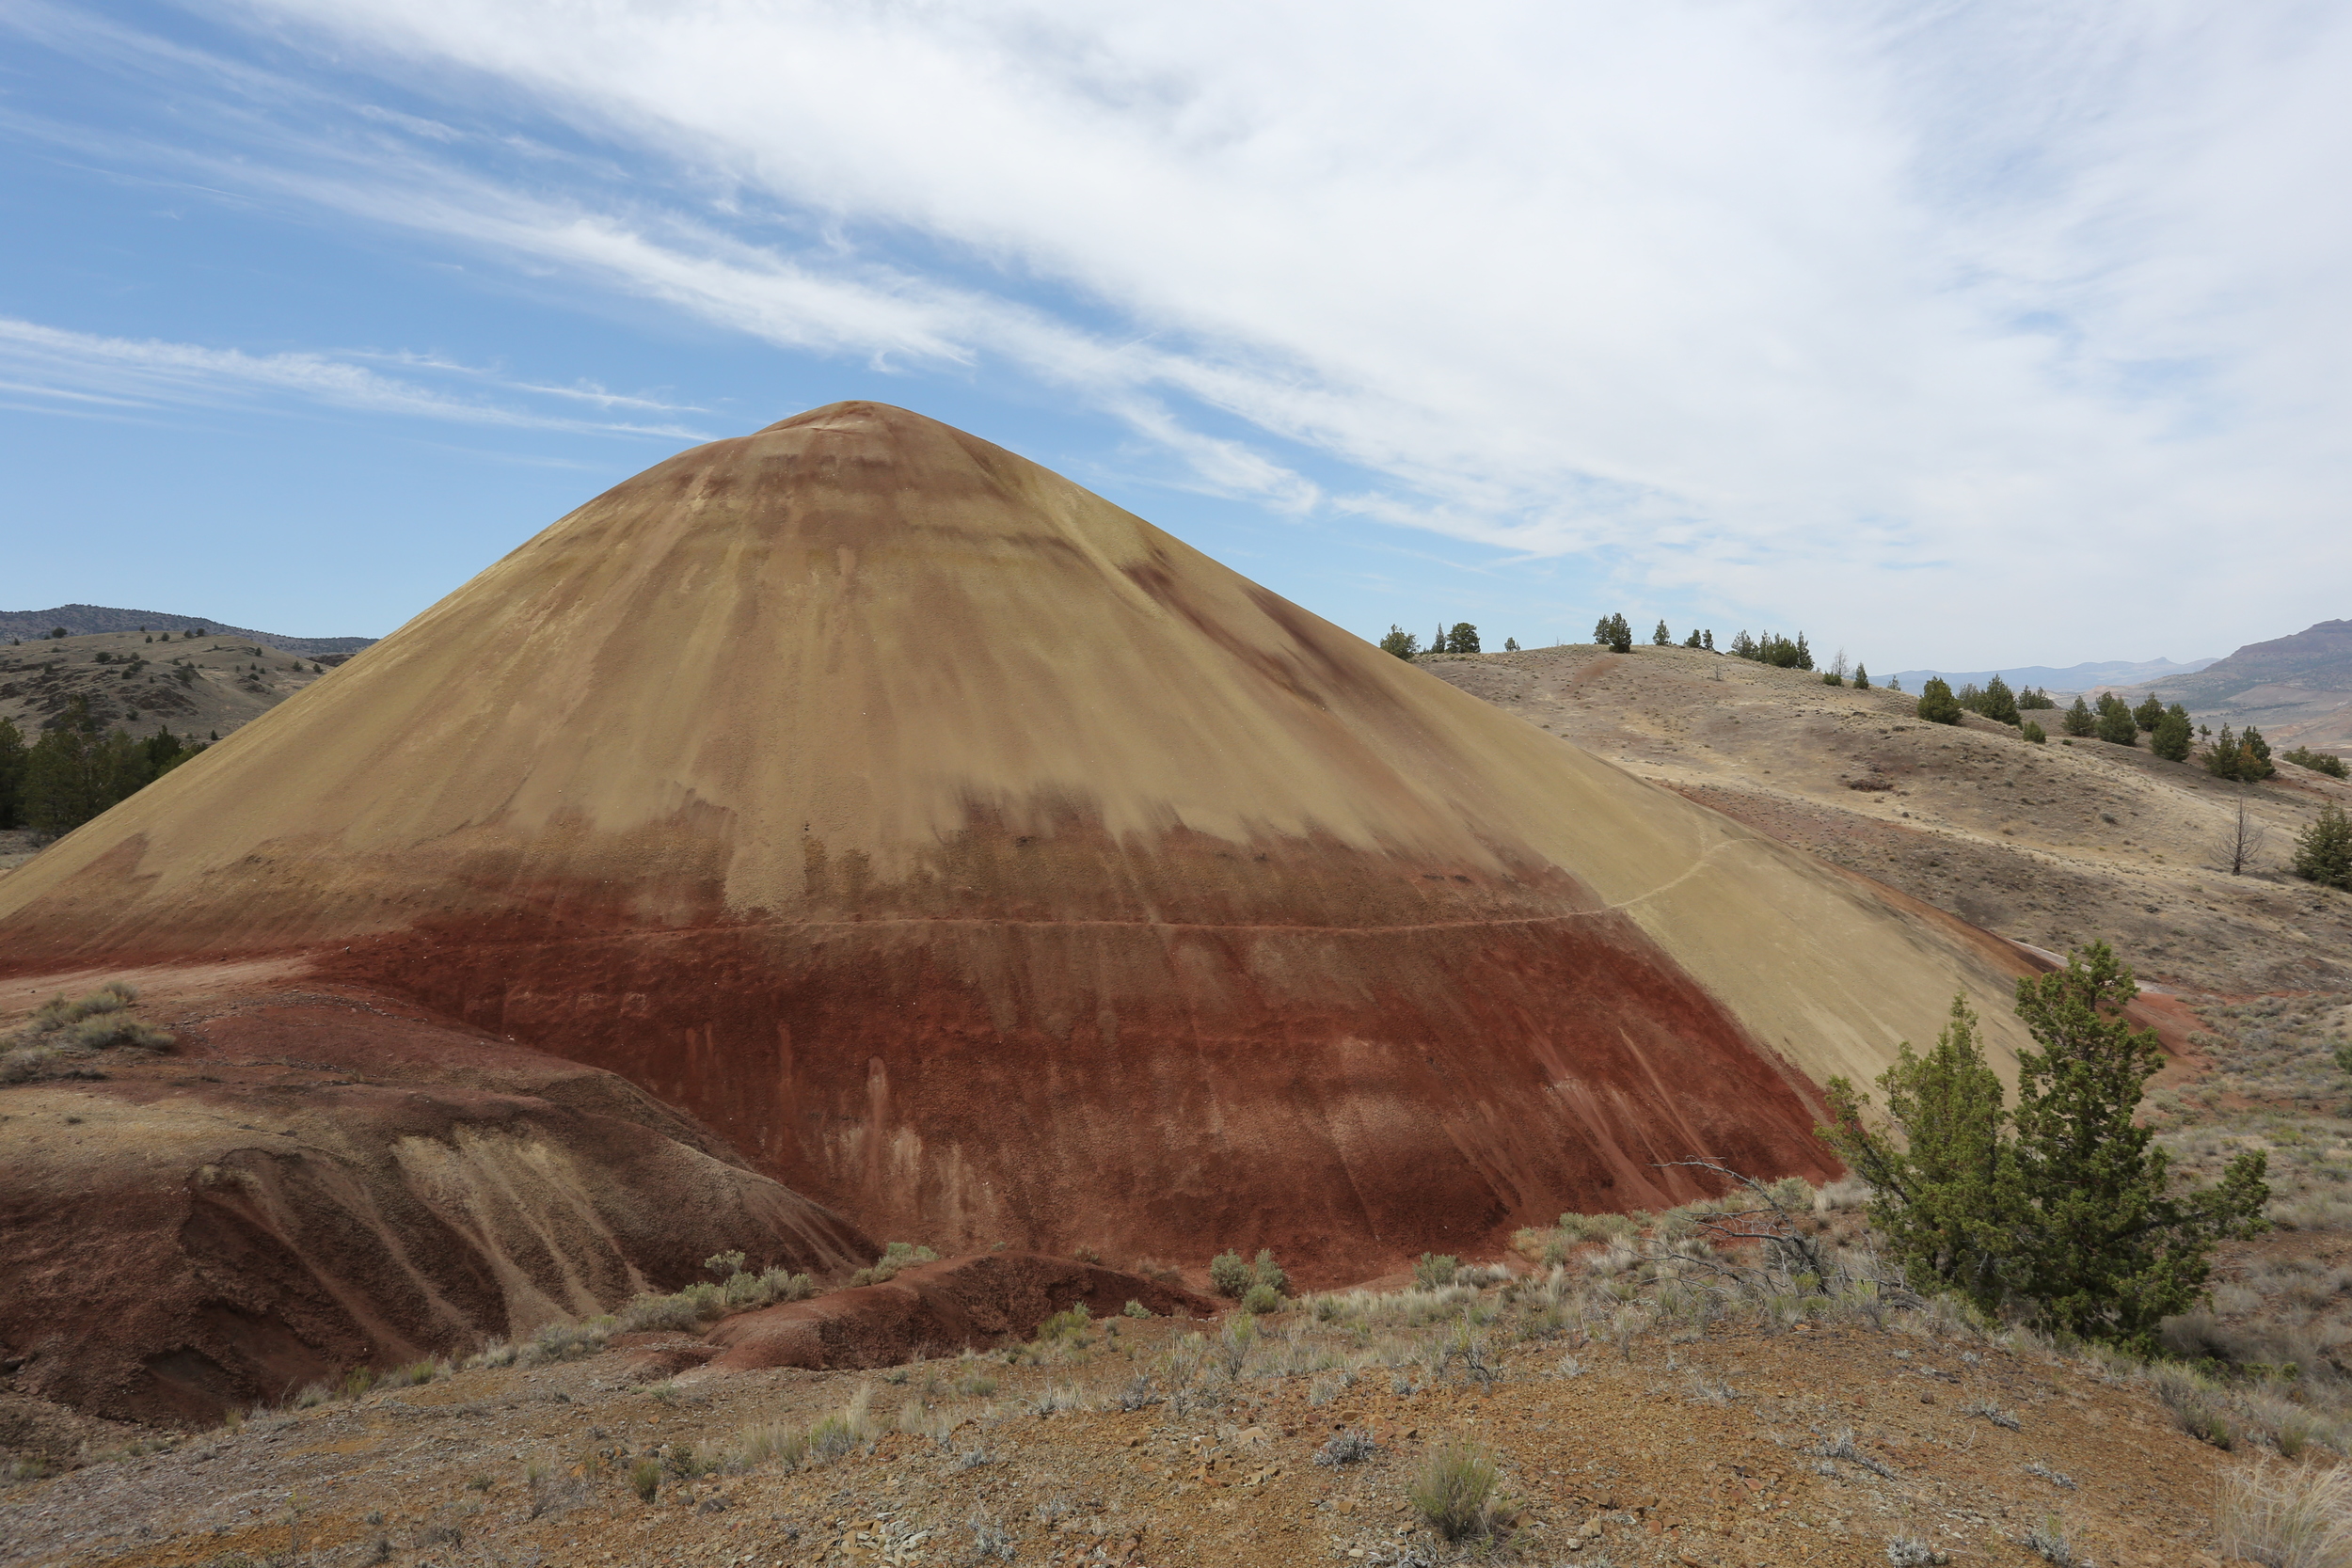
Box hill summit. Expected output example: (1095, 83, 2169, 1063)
(0, 402, 2038, 1275)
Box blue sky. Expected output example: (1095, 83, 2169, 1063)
(3, 1, 2348, 669)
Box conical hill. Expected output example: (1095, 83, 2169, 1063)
(0, 403, 2035, 1275)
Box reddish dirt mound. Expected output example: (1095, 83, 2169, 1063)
(0, 981, 869, 1427)
(706, 1253, 1217, 1372)
(0, 403, 2042, 1281)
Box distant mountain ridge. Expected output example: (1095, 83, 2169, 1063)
(2146, 620, 2352, 702)
(1888, 656, 2220, 694)
(0, 604, 375, 658)
(2136, 619, 2352, 756)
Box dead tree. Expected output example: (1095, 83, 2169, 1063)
(2221, 790, 2269, 876)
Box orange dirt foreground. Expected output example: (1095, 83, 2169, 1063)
(0, 403, 2038, 1282)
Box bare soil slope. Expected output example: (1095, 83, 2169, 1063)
(0, 404, 2047, 1280)
(1423, 644, 2352, 995)
(0, 974, 869, 1427)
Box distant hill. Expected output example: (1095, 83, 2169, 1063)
(1889, 656, 2219, 694)
(2137, 619, 2352, 756)
(0, 604, 375, 658)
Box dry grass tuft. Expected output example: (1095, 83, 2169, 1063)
(2218, 1460, 2352, 1568)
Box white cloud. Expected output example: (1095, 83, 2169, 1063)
(13, 0, 2352, 661)
(0, 317, 712, 439)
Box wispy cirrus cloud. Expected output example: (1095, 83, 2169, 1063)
(0, 317, 712, 438)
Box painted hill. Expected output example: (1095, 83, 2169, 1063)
(0, 402, 2042, 1280)
(0, 604, 374, 658)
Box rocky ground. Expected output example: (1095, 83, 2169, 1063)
(0, 1259, 2251, 1568)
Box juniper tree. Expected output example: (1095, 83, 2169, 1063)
(1821, 943, 2269, 1353)
(2151, 704, 2193, 763)
(2240, 725, 2276, 780)
(1852, 662, 1870, 689)
(1820, 997, 2010, 1307)
(2094, 693, 2138, 747)
(1378, 626, 1421, 659)
(2293, 802, 2352, 891)
(1979, 674, 2020, 726)
(1915, 677, 1963, 725)
(2207, 724, 2242, 778)
(2133, 694, 2165, 733)
(2063, 696, 2097, 736)
(1447, 623, 1481, 655)
(1651, 619, 1672, 646)
(2006, 945, 2269, 1351)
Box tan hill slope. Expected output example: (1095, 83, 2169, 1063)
(0, 402, 2044, 1283)
(0, 629, 337, 745)
(1423, 643, 2352, 995)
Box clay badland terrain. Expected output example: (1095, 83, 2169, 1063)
(2, 404, 2348, 1568)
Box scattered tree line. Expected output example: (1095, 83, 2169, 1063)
(1380, 623, 1494, 657)
(0, 697, 206, 837)
(2281, 746, 2348, 781)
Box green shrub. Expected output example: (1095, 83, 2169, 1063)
(62, 1016, 172, 1051)
(1034, 1303, 1093, 1344)
(1413, 1253, 1459, 1289)
(1250, 1248, 1288, 1296)
(850, 1242, 940, 1287)
(2282, 747, 2348, 780)
(1122, 1300, 1152, 1319)
(1208, 1251, 1254, 1298)
(1240, 1282, 1282, 1315)
(11, 982, 170, 1058)
(629, 1459, 660, 1503)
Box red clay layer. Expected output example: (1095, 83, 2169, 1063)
(292, 823, 1841, 1283)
